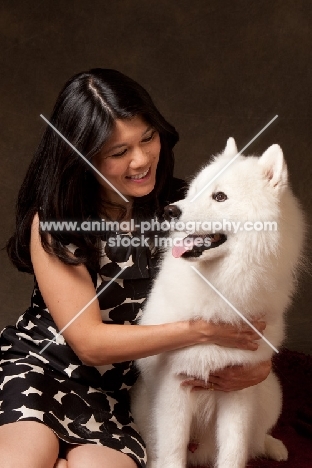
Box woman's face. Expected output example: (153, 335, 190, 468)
(92, 116, 161, 207)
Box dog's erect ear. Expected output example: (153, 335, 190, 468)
(223, 137, 238, 157)
(258, 144, 288, 188)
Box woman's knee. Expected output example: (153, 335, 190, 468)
(0, 420, 59, 468)
(67, 444, 138, 468)
(54, 459, 68, 468)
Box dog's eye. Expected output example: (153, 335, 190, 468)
(212, 192, 227, 202)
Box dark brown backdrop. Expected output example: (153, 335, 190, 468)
(0, 0, 311, 353)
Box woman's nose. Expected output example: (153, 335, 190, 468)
(129, 147, 150, 168)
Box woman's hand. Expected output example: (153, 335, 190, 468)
(191, 318, 266, 351)
(181, 359, 272, 392)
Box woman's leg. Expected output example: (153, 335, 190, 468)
(0, 420, 59, 468)
(67, 444, 138, 468)
(54, 459, 68, 468)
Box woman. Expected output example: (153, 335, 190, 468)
(0, 69, 270, 468)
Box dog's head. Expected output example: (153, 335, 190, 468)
(164, 138, 291, 262)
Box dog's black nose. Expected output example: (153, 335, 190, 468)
(164, 204, 182, 220)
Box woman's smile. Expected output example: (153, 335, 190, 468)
(125, 167, 154, 184)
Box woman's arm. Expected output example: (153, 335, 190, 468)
(181, 360, 272, 392)
(30, 215, 265, 366)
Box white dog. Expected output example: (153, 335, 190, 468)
(132, 138, 305, 468)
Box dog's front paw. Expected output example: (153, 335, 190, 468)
(264, 434, 288, 461)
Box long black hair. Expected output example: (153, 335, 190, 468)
(7, 69, 179, 273)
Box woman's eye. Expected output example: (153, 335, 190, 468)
(212, 192, 228, 202)
(142, 130, 156, 143)
(111, 148, 127, 158)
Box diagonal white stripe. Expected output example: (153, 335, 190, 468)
(40, 114, 129, 203)
(39, 267, 128, 355)
(190, 266, 279, 353)
(190, 115, 278, 202)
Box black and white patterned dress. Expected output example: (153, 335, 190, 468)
(0, 231, 160, 467)
(0, 179, 187, 466)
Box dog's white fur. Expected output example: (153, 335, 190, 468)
(132, 138, 305, 468)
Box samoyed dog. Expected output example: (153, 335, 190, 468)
(132, 138, 305, 468)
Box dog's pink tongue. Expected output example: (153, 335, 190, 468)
(172, 238, 194, 258)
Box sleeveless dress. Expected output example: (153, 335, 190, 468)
(0, 179, 187, 467)
(0, 234, 158, 466)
